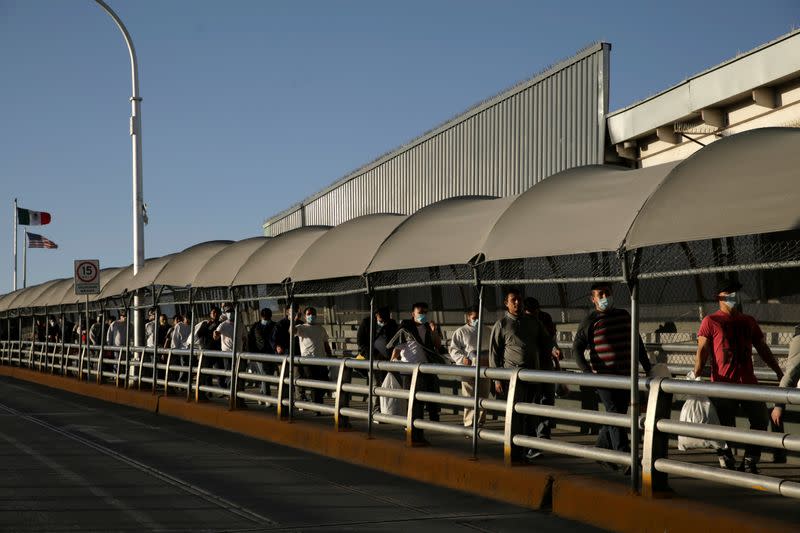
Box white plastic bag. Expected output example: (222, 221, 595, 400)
(379, 373, 407, 416)
(678, 373, 724, 450)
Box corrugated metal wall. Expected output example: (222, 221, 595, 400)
(264, 43, 610, 236)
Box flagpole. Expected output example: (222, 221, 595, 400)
(23, 232, 27, 289)
(13, 198, 17, 291)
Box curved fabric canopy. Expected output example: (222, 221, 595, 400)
(153, 241, 233, 288)
(482, 163, 677, 262)
(366, 196, 516, 273)
(29, 278, 73, 308)
(192, 237, 270, 288)
(290, 214, 407, 282)
(626, 127, 800, 249)
(3, 279, 62, 310)
(98, 256, 175, 298)
(232, 227, 330, 287)
(0, 289, 25, 312)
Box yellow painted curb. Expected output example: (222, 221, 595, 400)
(553, 474, 795, 533)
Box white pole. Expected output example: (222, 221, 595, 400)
(13, 198, 17, 291)
(22, 232, 27, 289)
(94, 0, 145, 346)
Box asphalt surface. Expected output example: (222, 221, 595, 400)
(0, 377, 606, 532)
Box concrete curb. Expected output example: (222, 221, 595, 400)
(1, 366, 795, 533)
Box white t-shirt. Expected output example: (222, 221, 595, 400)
(171, 322, 191, 349)
(295, 324, 329, 357)
(215, 320, 235, 352)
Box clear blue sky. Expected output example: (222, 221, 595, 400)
(1, 0, 798, 293)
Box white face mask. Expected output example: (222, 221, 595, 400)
(596, 296, 613, 312)
(260, 319, 268, 326)
(376, 320, 385, 327)
(721, 292, 738, 310)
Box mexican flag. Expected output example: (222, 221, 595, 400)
(17, 207, 51, 226)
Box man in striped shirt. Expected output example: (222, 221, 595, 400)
(572, 283, 651, 467)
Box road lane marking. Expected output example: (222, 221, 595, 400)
(0, 430, 164, 530)
(0, 401, 278, 527)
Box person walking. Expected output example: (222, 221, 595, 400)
(490, 287, 554, 461)
(449, 305, 490, 429)
(694, 278, 784, 474)
(572, 282, 651, 473)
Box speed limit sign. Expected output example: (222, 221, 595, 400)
(74, 259, 100, 295)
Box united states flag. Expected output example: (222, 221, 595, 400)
(26, 232, 58, 249)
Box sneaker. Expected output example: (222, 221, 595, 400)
(738, 457, 760, 475)
(525, 448, 543, 461)
(717, 448, 736, 470)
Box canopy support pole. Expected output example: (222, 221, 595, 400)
(623, 249, 641, 494)
(366, 275, 375, 438)
(472, 270, 484, 460)
(284, 281, 295, 422)
(187, 288, 195, 402)
(229, 288, 239, 411)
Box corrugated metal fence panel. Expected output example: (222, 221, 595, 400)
(264, 44, 609, 236)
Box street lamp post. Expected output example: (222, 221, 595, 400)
(94, 0, 145, 345)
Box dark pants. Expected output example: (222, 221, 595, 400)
(300, 364, 326, 404)
(510, 381, 539, 460)
(401, 372, 440, 442)
(596, 388, 630, 452)
(535, 383, 555, 439)
(711, 397, 768, 462)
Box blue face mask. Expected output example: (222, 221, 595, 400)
(596, 296, 613, 312)
(415, 313, 427, 324)
(469, 318, 479, 327)
(721, 292, 738, 310)
(306, 315, 316, 325)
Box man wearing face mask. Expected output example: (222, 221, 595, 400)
(449, 305, 490, 428)
(357, 307, 398, 361)
(392, 302, 444, 445)
(490, 288, 555, 461)
(573, 282, 651, 471)
(694, 278, 783, 474)
(213, 303, 241, 389)
(294, 307, 333, 406)
(247, 308, 277, 400)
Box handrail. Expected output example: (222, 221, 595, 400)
(2, 340, 799, 503)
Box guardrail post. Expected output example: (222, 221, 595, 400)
(405, 363, 423, 447)
(334, 358, 351, 431)
(164, 349, 173, 395)
(642, 377, 673, 497)
(229, 296, 240, 411)
(276, 356, 289, 419)
(194, 350, 205, 402)
(502, 368, 523, 466)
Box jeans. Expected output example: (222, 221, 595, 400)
(711, 397, 768, 462)
(595, 387, 630, 452)
(535, 383, 556, 438)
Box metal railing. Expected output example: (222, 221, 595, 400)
(1, 339, 798, 502)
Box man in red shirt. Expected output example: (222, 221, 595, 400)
(693, 278, 783, 474)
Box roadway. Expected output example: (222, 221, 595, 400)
(0, 376, 605, 532)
